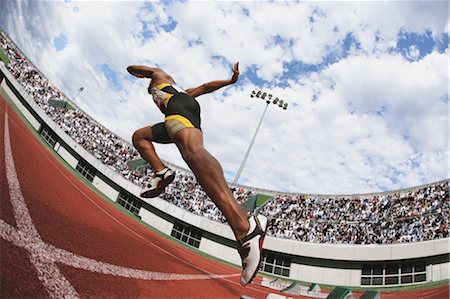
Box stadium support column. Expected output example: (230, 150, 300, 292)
(232, 90, 288, 187)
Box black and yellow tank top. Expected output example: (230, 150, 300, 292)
(150, 83, 185, 114)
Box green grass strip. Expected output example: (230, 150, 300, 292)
(0, 48, 10, 65)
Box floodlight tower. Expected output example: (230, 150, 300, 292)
(71, 86, 84, 102)
(232, 89, 288, 187)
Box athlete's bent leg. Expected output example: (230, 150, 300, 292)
(132, 126, 165, 172)
(133, 126, 176, 198)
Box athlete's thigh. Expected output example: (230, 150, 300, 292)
(134, 125, 154, 141)
(171, 127, 204, 153)
(150, 122, 173, 144)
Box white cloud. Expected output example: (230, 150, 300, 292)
(0, 0, 447, 194)
(406, 45, 420, 60)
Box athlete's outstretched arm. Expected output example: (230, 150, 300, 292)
(127, 65, 162, 78)
(185, 62, 239, 98)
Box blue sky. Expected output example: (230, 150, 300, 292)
(0, 0, 448, 194)
(52, 32, 67, 51)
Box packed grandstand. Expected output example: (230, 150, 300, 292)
(1, 30, 448, 245)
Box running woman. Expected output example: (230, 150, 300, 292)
(127, 62, 267, 286)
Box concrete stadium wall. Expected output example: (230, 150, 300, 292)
(264, 236, 449, 261)
(432, 263, 449, 281)
(55, 142, 79, 169)
(139, 208, 174, 236)
(1, 64, 448, 287)
(92, 176, 120, 201)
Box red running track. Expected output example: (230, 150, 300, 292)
(0, 94, 448, 299)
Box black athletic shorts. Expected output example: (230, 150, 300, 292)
(151, 85, 201, 144)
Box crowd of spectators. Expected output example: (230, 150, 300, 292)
(259, 181, 449, 244)
(1, 31, 448, 245)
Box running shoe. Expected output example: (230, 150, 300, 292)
(140, 168, 175, 198)
(238, 214, 267, 286)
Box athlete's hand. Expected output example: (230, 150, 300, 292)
(230, 62, 239, 83)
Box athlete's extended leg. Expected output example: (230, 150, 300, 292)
(171, 128, 249, 238)
(171, 128, 267, 286)
(132, 125, 175, 198)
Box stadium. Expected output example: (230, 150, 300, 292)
(0, 28, 449, 299)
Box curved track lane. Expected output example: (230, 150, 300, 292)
(0, 94, 448, 299)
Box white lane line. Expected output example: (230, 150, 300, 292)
(4, 110, 79, 299)
(0, 219, 237, 281)
(1, 105, 238, 296)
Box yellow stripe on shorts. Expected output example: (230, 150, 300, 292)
(165, 114, 195, 128)
(165, 114, 196, 138)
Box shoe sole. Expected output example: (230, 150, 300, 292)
(140, 173, 176, 198)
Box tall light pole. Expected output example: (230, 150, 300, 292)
(71, 86, 84, 102)
(232, 90, 288, 187)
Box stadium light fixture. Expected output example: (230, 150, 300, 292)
(232, 89, 289, 187)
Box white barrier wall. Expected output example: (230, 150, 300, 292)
(263, 235, 450, 262)
(92, 176, 119, 201)
(432, 263, 449, 281)
(1, 64, 448, 287)
(139, 208, 173, 236)
(199, 238, 241, 265)
(55, 142, 79, 168)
